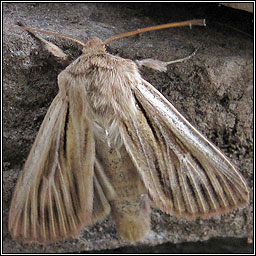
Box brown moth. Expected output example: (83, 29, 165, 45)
(8, 20, 249, 245)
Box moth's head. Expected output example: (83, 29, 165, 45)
(82, 37, 106, 55)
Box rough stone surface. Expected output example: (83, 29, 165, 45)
(220, 3, 253, 13)
(3, 3, 253, 253)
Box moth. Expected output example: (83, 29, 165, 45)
(8, 20, 249, 245)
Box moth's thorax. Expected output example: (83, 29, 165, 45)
(58, 45, 142, 145)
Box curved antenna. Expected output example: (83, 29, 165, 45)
(8, 25, 86, 47)
(8, 19, 206, 48)
(103, 19, 206, 45)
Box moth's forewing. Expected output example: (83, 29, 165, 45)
(120, 78, 249, 220)
(9, 82, 95, 244)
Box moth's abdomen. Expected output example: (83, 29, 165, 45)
(95, 138, 151, 242)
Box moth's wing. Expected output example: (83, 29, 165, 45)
(120, 79, 249, 220)
(9, 92, 96, 244)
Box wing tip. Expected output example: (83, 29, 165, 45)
(163, 197, 249, 221)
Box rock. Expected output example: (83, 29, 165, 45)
(221, 3, 253, 13)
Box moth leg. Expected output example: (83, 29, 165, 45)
(17, 22, 70, 66)
(135, 48, 198, 72)
(91, 174, 111, 224)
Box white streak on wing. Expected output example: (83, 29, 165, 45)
(136, 79, 249, 194)
(137, 82, 208, 152)
(136, 80, 236, 170)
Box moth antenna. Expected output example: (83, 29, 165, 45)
(103, 19, 206, 45)
(8, 24, 86, 47)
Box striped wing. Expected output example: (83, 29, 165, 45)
(120, 79, 249, 220)
(8, 92, 97, 244)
